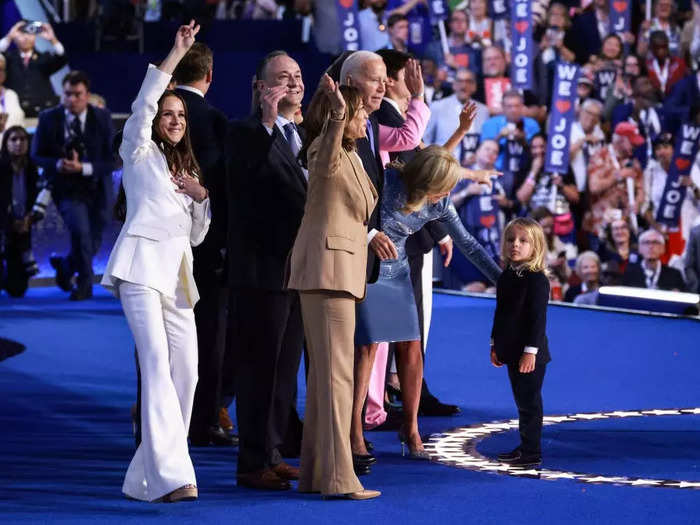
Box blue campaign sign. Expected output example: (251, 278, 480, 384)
(609, 0, 631, 36)
(336, 0, 362, 51)
(545, 62, 580, 174)
(489, 0, 509, 20)
(427, 0, 449, 23)
(655, 123, 700, 227)
(509, 0, 534, 90)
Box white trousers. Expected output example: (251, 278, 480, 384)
(118, 280, 198, 502)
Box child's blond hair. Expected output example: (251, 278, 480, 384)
(501, 218, 548, 274)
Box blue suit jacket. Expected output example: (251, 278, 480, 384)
(31, 104, 115, 202)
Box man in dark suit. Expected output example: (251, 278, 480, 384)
(569, 0, 607, 65)
(171, 42, 236, 447)
(375, 48, 459, 417)
(31, 71, 114, 300)
(623, 229, 686, 291)
(225, 51, 306, 491)
(0, 21, 68, 117)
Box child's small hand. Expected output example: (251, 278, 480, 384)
(490, 349, 503, 368)
(519, 353, 536, 374)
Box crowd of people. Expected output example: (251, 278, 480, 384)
(1, 0, 699, 505)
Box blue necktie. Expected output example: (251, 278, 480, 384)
(366, 119, 376, 156)
(283, 122, 300, 157)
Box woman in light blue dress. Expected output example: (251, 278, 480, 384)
(353, 144, 502, 459)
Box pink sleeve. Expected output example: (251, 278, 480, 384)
(377, 98, 430, 155)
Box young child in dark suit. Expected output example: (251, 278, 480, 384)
(490, 217, 551, 467)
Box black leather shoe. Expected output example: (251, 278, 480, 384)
(352, 453, 376, 466)
(353, 462, 371, 476)
(497, 448, 522, 463)
(69, 286, 93, 301)
(49, 255, 72, 292)
(508, 455, 542, 468)
(190, 425, 239, 447)
(419, 397, 461, 416)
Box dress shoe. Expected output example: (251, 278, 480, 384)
(49, 255, 72, 292)
(497, 448, 522, 463)
(190, 425, 238, 447)
(218, 407, 234, 432)
(161, 484, 198, 503)
(323, 489, 381, 501)
(508, 455, 542, 468)
(69, 286, 93, 301)
(272, 461, 300, 480)
(353, 462, 371, 476)
(237, 469, 291, 491)
(419, 397, 461, 416)
(352, 453, 376, 466)
(398, 429, 430, 460)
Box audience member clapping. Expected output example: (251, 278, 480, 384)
(516, 133, 580, 218)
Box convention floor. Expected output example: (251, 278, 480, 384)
(0, 287, 698, 524)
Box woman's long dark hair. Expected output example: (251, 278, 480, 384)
(0, 125, 31, 167)
(114, 90, 201, 222)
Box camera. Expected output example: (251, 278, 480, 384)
(20, 21, 43, 34)
(64, 135, 87, 160)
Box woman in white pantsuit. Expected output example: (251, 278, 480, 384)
(101, 22, 210, 503)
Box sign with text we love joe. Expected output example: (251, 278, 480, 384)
(655, 123, 700, 227)
(609, 0, 631, 38)
(510, 0, 534, 90)
(336, 0, 362, 51)
(545, 62, 580, 174)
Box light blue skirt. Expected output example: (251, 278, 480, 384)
(354, 262, 420, 346)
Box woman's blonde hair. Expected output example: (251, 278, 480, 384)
(391, 145, 462, 213)
(501, 218, 548, 274)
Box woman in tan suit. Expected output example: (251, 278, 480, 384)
(287, 75, 379, 500)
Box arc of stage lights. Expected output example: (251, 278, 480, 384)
(423, 408, 700, 490)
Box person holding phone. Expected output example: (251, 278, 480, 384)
(0, 20, 68, 117)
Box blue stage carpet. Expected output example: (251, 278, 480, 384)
(1, 288, 698, 524)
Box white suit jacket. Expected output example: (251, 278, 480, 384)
(101, 65, 211, 307)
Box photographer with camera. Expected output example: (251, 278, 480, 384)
(31, 71, 114, 300)
(0, 20, 68, 118)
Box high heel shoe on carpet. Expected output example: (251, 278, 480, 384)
(398, 430, 430, 460)
(161, 484, 198, 503)
(323, 489, 381, 501)
(352, 453, 376, 466)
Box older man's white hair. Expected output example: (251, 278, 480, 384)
(638, 228, 665, 245)
(581, 98, 603, 115)
(339, 50, 383, 86)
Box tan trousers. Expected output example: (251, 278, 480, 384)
(298, 290, 363, 496)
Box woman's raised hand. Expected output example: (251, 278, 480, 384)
(320, 74, 346, 114)
(174, 20, 200, 53)
(458, 102, 477, 132)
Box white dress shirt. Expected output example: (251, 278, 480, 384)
(61, 108, 93, 176)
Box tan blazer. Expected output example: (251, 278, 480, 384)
(287, 117, 377, 300)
